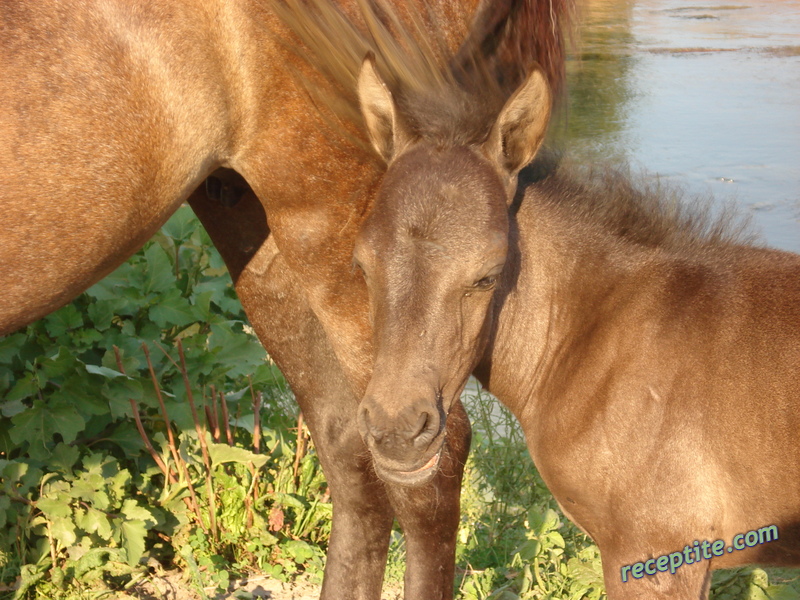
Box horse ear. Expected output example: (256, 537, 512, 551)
(358, 54, 409, 163)
(484, 67, 551, 176)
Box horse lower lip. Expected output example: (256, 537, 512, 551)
(399, 451, 440, 475)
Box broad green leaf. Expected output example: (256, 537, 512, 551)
(148, 289, 199, 328)
(765, 585, 800, 600)
(52, 376, 108, 417)
(208, 323, 266, 378)
(40, 347, 81, 379)
(103, 377, 143, 421)
(44, 305, 83, 338)
(87, 300, 116, 331)
(37, 498, 72, 520)
(161, 206, 197, 242)
(517, 539, 541, 561)
(0, 333, 27, 364)
(272, 492, 307, 511)
(50, 516, 78, 547)
(143, 243, 176, 296)
(69, 479, 111, 510)
(121, 500, 157, 527)
(0, 494, 10, 528)
(103, 422, 146, 456)
(50, 443, 80, 474)
(208, 442, 268, 469)
(85, 365, 126, 379)
(1, 398, 28, 418)
(10, 398, 86, 453)
(5, 373, 38, 402)
(120, 519, 148, 566)
(77, 507, 113, 540)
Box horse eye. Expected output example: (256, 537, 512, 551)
(473, 275, 498, 290)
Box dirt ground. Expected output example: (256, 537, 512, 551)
(133, 571, 403, 600)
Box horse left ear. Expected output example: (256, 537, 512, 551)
(358, 53, 411, 163)
(483, 67, 552, 177)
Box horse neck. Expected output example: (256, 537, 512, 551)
(475, 178, 645, 421)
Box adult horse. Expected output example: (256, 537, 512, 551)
(352, 54, 800, 599)
(0, 1, 572, 598)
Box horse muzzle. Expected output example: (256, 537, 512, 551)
(357, 393, 447, 487)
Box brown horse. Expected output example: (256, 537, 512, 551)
(354, 61, 800, 598)
(0, 0, 572, 598)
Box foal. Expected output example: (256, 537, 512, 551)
(354, 60, 800, 599)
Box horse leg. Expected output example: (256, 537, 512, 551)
(384, 401, 471, 600)
(238, 242, 470, 600)
(189, 174, 467, 599)
(237, 245, 395, 599)
(189, 179, 393, 598)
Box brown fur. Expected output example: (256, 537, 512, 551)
(356, 65, 800, 599)
(0, 1, 574, 598)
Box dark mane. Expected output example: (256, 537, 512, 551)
(519, 154, 760, 253)
(268, 0, 574, 152)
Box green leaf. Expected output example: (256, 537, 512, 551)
(208, 323, 266, 378)
(50, 443, 80, 474)
(121, 499, 157, 527)
(161, 206, 197, 242)
(87, 300, 116, 331)
(0, 333, 27, 364)
(103, 377, 143, 420)
(208, 442, 269, 469)
(10, 399, 86, 455)
(40, 347, 81, 379)
(1, 397, 28, 418)
(37, 498, 73, 520)
(44, 305, 83, 338)
(120, 520, 148, 566)
(143, 243, 176, 295)
(50, 516, 78, 547)
(5, 372, 38, 402)
(77, 507, 114, 540)
(764, 585, 800, 600)
(148, 289, 199, 328)
(517, 539, 541, 561)
(85, 365, 126, 379)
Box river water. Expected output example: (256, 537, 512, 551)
(561, 0, 800, 251)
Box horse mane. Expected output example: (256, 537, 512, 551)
(519, 154, 760, 253)
(267, 0, 575, 152)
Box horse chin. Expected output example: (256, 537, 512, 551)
(372, 448, 443, 487)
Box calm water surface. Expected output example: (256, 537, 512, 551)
(563, 0, 800, 251)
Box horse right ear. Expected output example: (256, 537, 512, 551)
(358, 54, 411, 163)
(483, 67, 552, 178)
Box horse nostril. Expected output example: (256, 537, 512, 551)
(357, 401, 386, 444)
(411, 409, 439, 449)
(407, 411, 429, 441)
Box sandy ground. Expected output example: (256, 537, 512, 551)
(132, 571, 403, 600)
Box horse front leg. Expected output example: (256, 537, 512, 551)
(190, 176, 468, 600)
(189, 182, 393, 599)
(384, 400, 471, 600)
(233, 235, 468, 600)
(235, 245, 395, 599)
